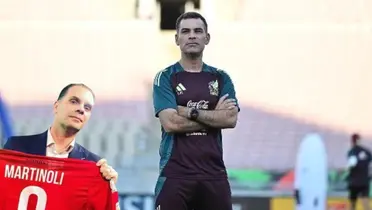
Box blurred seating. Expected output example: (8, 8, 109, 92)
(0, 0, 137, 20)
(5, 101, 371, 172)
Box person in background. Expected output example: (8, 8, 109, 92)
(347, 133, 371, 210)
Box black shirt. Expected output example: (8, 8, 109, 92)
(347, 145, 372, 186)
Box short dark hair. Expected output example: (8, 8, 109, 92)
(175, 12, 208, 32)
(351, 133, 360, 143)
(57, 83, 95, 101)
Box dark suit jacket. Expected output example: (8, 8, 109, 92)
(3, 130, 100, 162)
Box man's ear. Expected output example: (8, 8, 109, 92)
(205, 33, 210, 45)
(175, 33, 179, 46)
(53, 101, 59, 114)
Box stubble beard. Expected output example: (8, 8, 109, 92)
(184, 50, 203, 60)
(62, 123, 80, 136)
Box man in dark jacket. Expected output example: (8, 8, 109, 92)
(4, 83, 118, 183)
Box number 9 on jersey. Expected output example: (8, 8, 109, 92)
(18, 186, 47, 210)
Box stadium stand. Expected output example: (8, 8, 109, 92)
(2, 100, 371, 194)
(6, 101, 371, 170)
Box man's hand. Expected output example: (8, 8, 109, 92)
(192, 94, 239, 128)
(96, 159, 118, 183)
(158, 109, 206, 133)
(177, 106, 189, 117)
(215, 94, 237, 110)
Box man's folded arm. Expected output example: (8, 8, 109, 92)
(158, 108, 206, 133)
(197, 107, 238, 128)
(177, 106, 238, 129)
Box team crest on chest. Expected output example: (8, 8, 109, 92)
(208, 80, 219, 96)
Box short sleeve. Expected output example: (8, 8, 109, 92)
(367, 149, 372, 162)
(219, 70, 240, 111)
(347, 149, 357, 167)
(153, 70, 178, 117)
(347, 149, 355, 158)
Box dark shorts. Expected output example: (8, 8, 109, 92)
(154, 177, 232, 210)
(348, 185, 370, 201)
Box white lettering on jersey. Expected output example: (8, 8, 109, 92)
(187, 100, 209, 110)
(18, 186, 47, 210)
(5, 164, 64, 185)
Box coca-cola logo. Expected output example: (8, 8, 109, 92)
(187, 100, 209, 110)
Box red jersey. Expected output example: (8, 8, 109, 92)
(0, 149, 119, 210)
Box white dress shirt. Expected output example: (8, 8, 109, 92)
(46, 130, 75, 158)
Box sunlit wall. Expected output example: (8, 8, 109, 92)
(0, 0, 371, 136)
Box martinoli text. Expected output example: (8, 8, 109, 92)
(4, 164, 64, 185)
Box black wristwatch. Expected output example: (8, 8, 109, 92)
(188, 108, 199, 120)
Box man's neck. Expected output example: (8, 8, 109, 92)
(180, 53, 203, 72)
(352, 145, 360, 150)
(50, 125, 76, 147)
